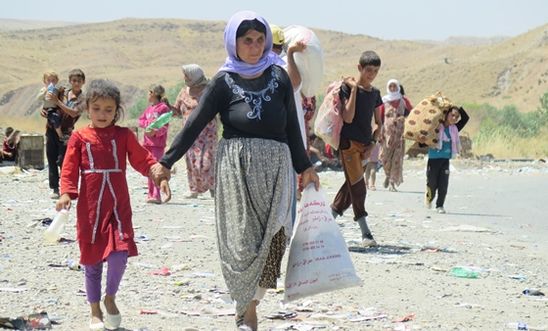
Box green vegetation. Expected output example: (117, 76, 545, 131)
(127, 82, 184, 119)
(468, 92, 548, 158)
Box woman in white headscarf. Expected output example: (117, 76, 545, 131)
(173, 64, 217, 198)
(379, 79, 413, 191)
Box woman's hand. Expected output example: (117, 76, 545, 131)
(288, 40, 307, 54)
(56, 194, 72, 211)
(150, 163, 171, 187)
(301, 167, 320, 191)
(160, 179, 171, 203)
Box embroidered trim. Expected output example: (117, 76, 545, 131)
(224, 68, 280, 120)
(83, 139, 124, 243)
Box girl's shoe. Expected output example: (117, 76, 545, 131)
(436, 207, 446, 214)
(89, 320, 104, 331)
(146, 198, 161, 204)
(103, 313, 121, 330)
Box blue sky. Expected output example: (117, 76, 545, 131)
(2, 0, 547, 40)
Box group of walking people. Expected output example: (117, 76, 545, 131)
(40, 9, 468, 331)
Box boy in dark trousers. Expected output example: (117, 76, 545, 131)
(331, 51, 383, 247)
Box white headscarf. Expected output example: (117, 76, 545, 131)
(181, 64, 208, 87)
(382, 78, 402, 103)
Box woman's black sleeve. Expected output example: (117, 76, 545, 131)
(160, 80, 221, 169)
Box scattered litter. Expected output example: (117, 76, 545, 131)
(509, 274, 527, 281)
(151, 267, 171, 276)
(455, 302, 484, 309)
(139, 309, 158, 315)
(67, 259, 81, 271)
(308, 313, 348, 321)
(185, 271, 214, 278)
(517, 322, 528, 330)
(349, 307, 387, 322)
(449, 266, 481, 278)
(179, 310, 201, 316)
(442, 225, 494, 233)
(164, 236, 189, 242)
(0, 287, 28, 292)
(522, 289, 545, 296)
(393, 313, 415, 322)
(420, 246, 456, 253)
(271, 322, 330, 330)
(265, 311, 297, 320)
(174, 279, 191, 286)
(135, 234, 150, 243)
(0, 311, 53, 330)
(208, 287, 229, 294)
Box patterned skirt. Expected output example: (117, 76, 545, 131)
(215, 137, 294, 316)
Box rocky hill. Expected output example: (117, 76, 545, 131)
(0, 18, 547, 118)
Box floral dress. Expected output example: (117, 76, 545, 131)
(174, 87, 217, 194)
(380, 99, 407, 186)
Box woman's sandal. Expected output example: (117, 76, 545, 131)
(89, 320, 104, 331)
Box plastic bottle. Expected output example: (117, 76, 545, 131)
(67, 259, 81, 271)
(44, 209, 69, 243)
(47, 82, 57, 94)
(449, 266, 479, 279)
(146, 111, 173, 132)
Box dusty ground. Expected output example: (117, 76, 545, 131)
(1, 158, 547, 330)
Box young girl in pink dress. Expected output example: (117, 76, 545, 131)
(138, 85, 171, 203)
(56, 79, 170, 330)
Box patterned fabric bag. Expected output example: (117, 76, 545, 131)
(313, 80, 344, 149)
(404, 92, 455, 147)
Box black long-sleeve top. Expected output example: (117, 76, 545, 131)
(160, 65, 312, 173)
(456, 107, 469, 132)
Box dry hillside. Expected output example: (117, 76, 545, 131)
(0, 18, 547, 120)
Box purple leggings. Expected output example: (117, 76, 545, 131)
(84, 251, 128, 303)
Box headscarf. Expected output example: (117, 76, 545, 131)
(181, 64, 208, 87)
(382, 79, 402, 103)
(218, 10, 284, 77)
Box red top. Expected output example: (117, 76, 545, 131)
(2, 138, 16, 161)
(61, 125, 157, 265)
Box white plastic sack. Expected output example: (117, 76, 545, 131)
(283, 186, 362, 303)
(283, 25, 324, 97)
